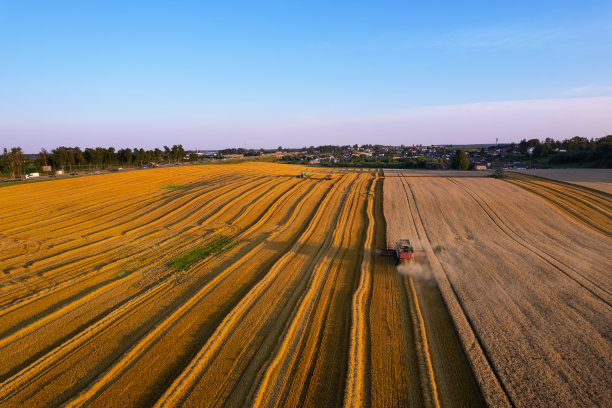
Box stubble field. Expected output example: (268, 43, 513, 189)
(0, 162, 482, 407)
(1, 163, 609, 407)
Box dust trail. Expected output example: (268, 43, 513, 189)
(396, 248, 438, 287)
(397, 262, 432, 280)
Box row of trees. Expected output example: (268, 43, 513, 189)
(218, 147, 265, 157)
(517, 136, 611, 157)
(0, 145, 187, 177)
(518, 135, 612, 167)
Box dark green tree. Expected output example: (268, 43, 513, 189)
(451, 149, 470, 170)
(154, 148, 162, 162)
(52, 146, 67, 170)
(74, 147, 86, 168)
(105, 147, 117, 168)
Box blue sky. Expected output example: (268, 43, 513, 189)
(1, 1, 611, 151)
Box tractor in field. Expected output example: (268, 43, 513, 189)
(297, 171, 311, 178)
(376, 239, 415, 265)
(325, 174, 332, 180)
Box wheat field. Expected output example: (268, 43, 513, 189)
(384, 173, 612, 407)
(2, 162, 607, 407)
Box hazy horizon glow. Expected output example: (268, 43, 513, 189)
(1, 1, 611, 152)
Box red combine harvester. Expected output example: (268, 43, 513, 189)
(377, 239, 415, 265)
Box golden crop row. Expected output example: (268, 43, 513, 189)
(1, 162, 463, 407)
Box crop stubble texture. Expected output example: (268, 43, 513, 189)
(1, 163, 461, 407)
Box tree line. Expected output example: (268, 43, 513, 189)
(0, 145, 186, 178)
(517, 135, 612, 167)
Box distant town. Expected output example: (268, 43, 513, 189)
(1, 135, 610, 181)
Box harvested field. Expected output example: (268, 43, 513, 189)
(385, 175, 612, 407)
(0, 162, 481, 407)
(511, 169, 612, 194)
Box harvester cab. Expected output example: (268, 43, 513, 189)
(395, 239, 415, 264)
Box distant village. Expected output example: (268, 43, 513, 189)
(253, 144, 525, 170)
(1, 135, 610, 180)
(209, 135, 611, 170)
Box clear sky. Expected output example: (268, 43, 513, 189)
(1, 1, 611, 152)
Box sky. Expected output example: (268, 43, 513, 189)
(0, 1, 611, 152)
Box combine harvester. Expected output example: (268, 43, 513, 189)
(376, 239, 415, 265)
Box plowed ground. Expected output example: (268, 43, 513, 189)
(385, 175, 612, 407)
(0, 162, 481, 407)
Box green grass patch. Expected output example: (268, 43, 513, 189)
(161, 184, 185, 190)
(434, 244, 445, 253)
(167, 235, 236, 271)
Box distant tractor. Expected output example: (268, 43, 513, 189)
(325, 174, 332, 180)
(297, 171, 311, 178)
(377, 239, 415, 265)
